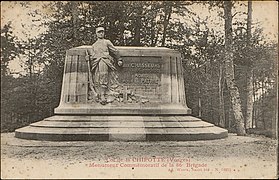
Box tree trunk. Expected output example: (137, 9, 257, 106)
(219, 62, 225, 127)
(133, 15, 141, 46)
(149, 2, 157, 47)
(224, 1, 246, 135)
(261, 80, 265, 129)
(161, 2, 172, 47)
(245, 0, 253, 130)
(150, 17, 156, 46)
(154, 29, 160, 46)
(71, 1, 78, 45)
(272, 51, 278, 138)
(198, 88, 202, 117)
(252, 71, 256, 128)
(119, 19, 125, 46)
(245, 69, 253, 129)
(209, 58, 214, 123)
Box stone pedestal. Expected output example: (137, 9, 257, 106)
(15, 46, 228, 141)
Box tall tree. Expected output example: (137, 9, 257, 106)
(218, 48, 226, 127)
(223, 1, 246, 135)
(245, 0, 253, 130)
(71, 1, 79, 45)
(161, 1, 173, 46)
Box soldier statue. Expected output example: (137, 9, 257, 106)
(86, 26, 123, 105)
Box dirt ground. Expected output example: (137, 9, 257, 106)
(1, 132, 278, 179)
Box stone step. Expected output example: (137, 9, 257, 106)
(44, 115, 201, 122)
(15, 126, 227, 141)
(16, 126, 227, 134)
(30, 120, 214, 128)
(15, 115, 228, 141)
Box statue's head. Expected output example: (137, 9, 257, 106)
(96, 26, 105, 39)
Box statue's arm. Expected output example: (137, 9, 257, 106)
(107, 40, 120, 60)
(107, 40, 123, 66)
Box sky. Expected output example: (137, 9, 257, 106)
(1, 1, 278, 75)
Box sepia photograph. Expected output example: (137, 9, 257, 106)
(1, 1, 278, 179)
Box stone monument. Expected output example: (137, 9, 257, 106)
(15, 46, 228, 141)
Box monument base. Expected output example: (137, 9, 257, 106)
(15, 115, 228, 141)
(54, 104, 192, 115)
